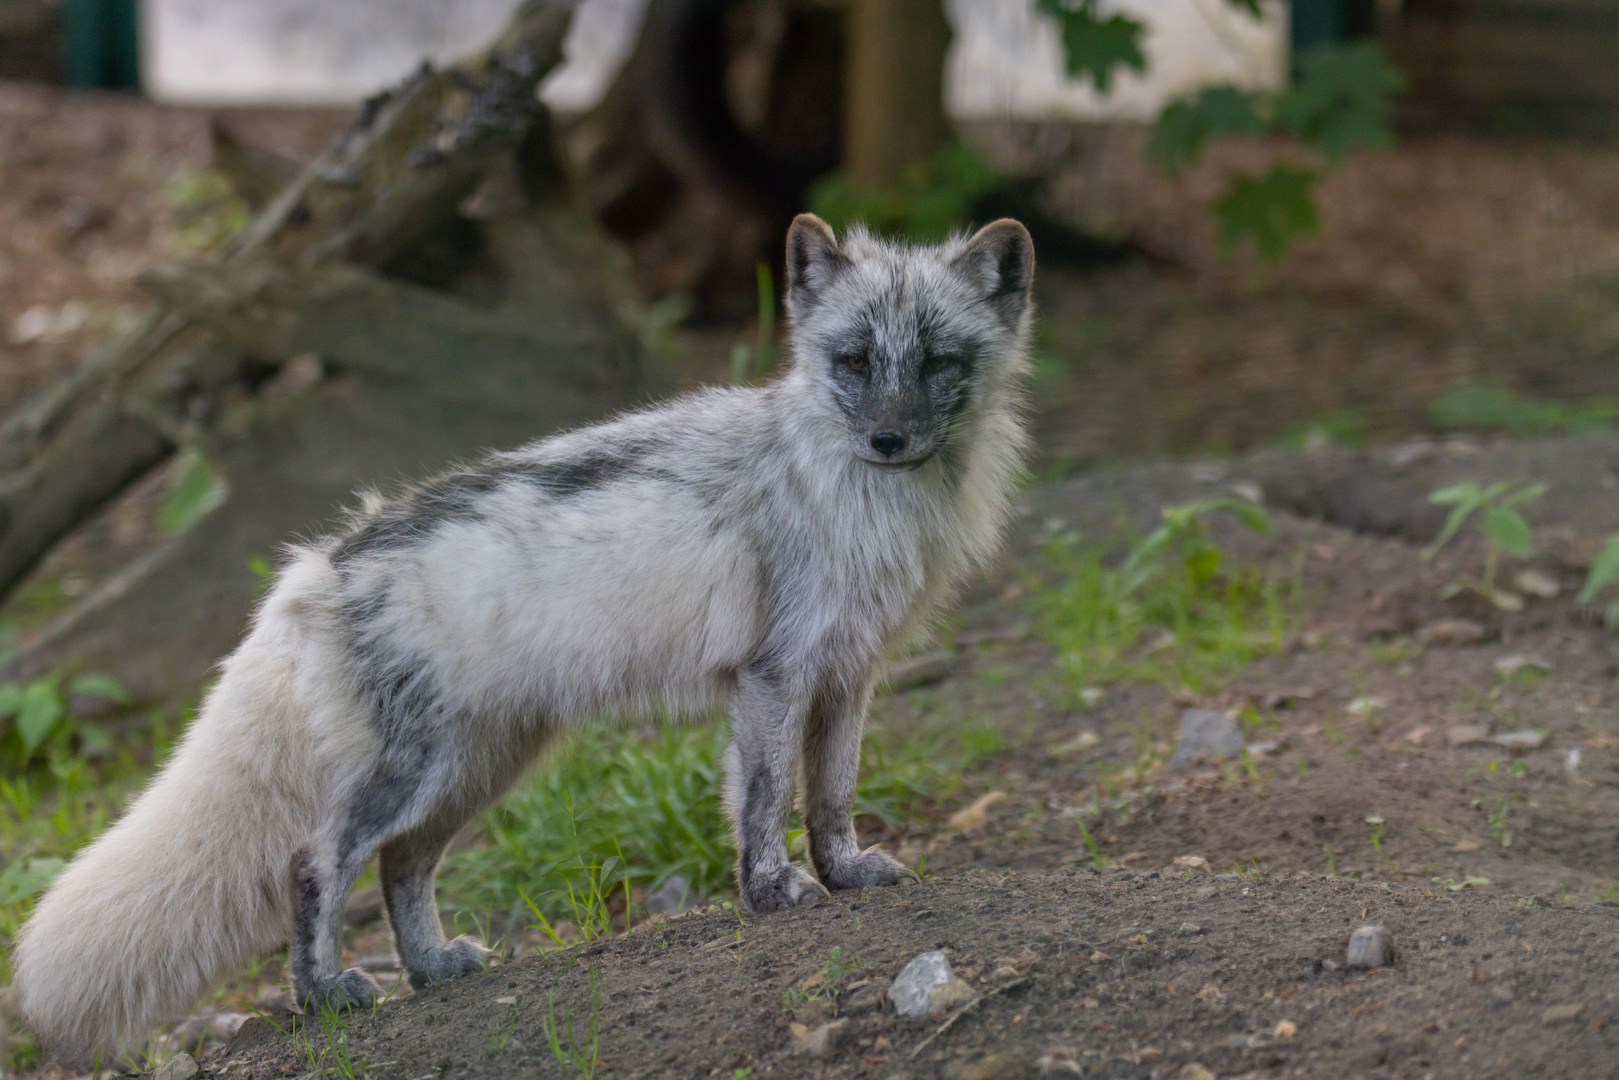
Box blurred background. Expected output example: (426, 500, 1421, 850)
(0, 1, 1618, 1066)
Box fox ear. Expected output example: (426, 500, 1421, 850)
(953, 218, 1035, 325)
(786, 214, 848, 311)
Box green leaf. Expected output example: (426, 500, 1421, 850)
(1424, 496, 1480, 561)
(1212, 165, 1320, 261)
(16, 677, 63, 755)
(1037, 0, 1147, 92)
(69, 673, 131, 706)
(1223, 0, 1262, 14)
(0, 682, 23, 723)
(1428, 482, 1481, 506)
(1482, 506, 1533, 559)
(158, 447, 230, 535)
(1578, 534, 1619, 604)
(1502, 482, 1547, 509)
(1273, 42, 1405, 162)
(0, 856, 65, 904)
(1149, 87, 1265, 175)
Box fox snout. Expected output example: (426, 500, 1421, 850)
(859, 422, 932, 469)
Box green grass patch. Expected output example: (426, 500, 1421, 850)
(0, 672, 179, 996)
(439, 712, 999, 929)
(1431, 383, 1617, 436)
(1033, 498, 1291, 693)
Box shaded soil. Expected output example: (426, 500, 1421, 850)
(152, 433, 1619, 1080)
(221, 872, 1619, 1080)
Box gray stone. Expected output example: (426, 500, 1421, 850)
(645, 875, 694, 916)
(841, 980, 888, 1016)
(154, 1053, 199, 1080)
(1346, 925, 1394, 969)
(888, 950, 955, 1017)
(1446, 725, 1493, 747)
(790, 1018, 849, 1057)
(1420, 618, 1489, 646)
(1170, 708, 1245, 770)
(1541, 1003, 1584, 1026)
(1490, 730, 1546, 752)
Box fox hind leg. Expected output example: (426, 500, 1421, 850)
(381, 812, 490, 989)
(291, 848, 382, 1015)
(291, 749, 463, 1011)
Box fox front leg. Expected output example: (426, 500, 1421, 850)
(802, 680, 918, 892)
(726, 663, 830, 913)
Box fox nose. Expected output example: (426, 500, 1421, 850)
(870, 430, 907, 457)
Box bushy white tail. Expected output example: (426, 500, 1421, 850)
(12, 668, 315, 1063)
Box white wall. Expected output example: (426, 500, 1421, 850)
(143, 0, 1287, 117)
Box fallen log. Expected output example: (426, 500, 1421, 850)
(0, 0, 586, 602)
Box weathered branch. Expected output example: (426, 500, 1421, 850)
(0, 0, 582, 601)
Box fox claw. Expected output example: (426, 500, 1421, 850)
(822, 845, 918, 891)
(302, 968, 381, 1015)
(743, 864, 829, 913)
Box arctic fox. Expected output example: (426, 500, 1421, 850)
(13, 214, 1034, 1060)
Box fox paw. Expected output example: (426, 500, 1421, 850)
(406, 935, 492, 989)
(303, 968, 381, 1015)
(743, 864, 830, 914)
(821, 845, 920, 891)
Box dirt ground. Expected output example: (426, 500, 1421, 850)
(142, 432, 1619, 1080)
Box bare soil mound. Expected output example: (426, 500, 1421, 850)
(218, 870, 1619, 1080)
(167, 433, 1619, 1080)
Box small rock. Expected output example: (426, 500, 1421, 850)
(949, 791, 1006, 831)
(1346, 925, 1394, 969)
(1541, 1003, 1584, 1026)
(1194, 885, 1217, 901)
(1179, 922, 1203, 935)
(1566, 748, 1581, 776)
(991, 964, 1022, 982)
(797, 997, 836, 1025)
(889, 951, 955, 1017)
(884, 652, 956, 692)
(1170, 708, 1244, 770)
(154, 1054, 199, 1080)
(1514, 569, 1560, 599)
(1446, 725, 1493, 747)
(645, 874, 694, 916)
(1179, 1065, 1217, 1080)
(1489, 984, 1515, 1006)
(928, 978, 977, 1015)
(1420, 618, 1488, 646)
(1346, 696, 1386, 718)
(944, 1052, 1033, 1080)
(841, 980, 887, 1016)
(1051, 730, 1100, 755)
(1174, 855, 1209, 871)
(208, 1012, 251, 1041)
(1274, 1019, 1297, 1041)
(789, 1018, 850, 1057)
(1494, 655, 1553, 678)
(1490, 730, 1546, 751)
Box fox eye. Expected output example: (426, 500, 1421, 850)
(842, 353, 868, 373)
(922, 352, 959, 375)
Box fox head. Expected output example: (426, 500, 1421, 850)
(783, 214, 1034, 471)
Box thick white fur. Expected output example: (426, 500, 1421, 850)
(11, 219, 1032, 1061)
